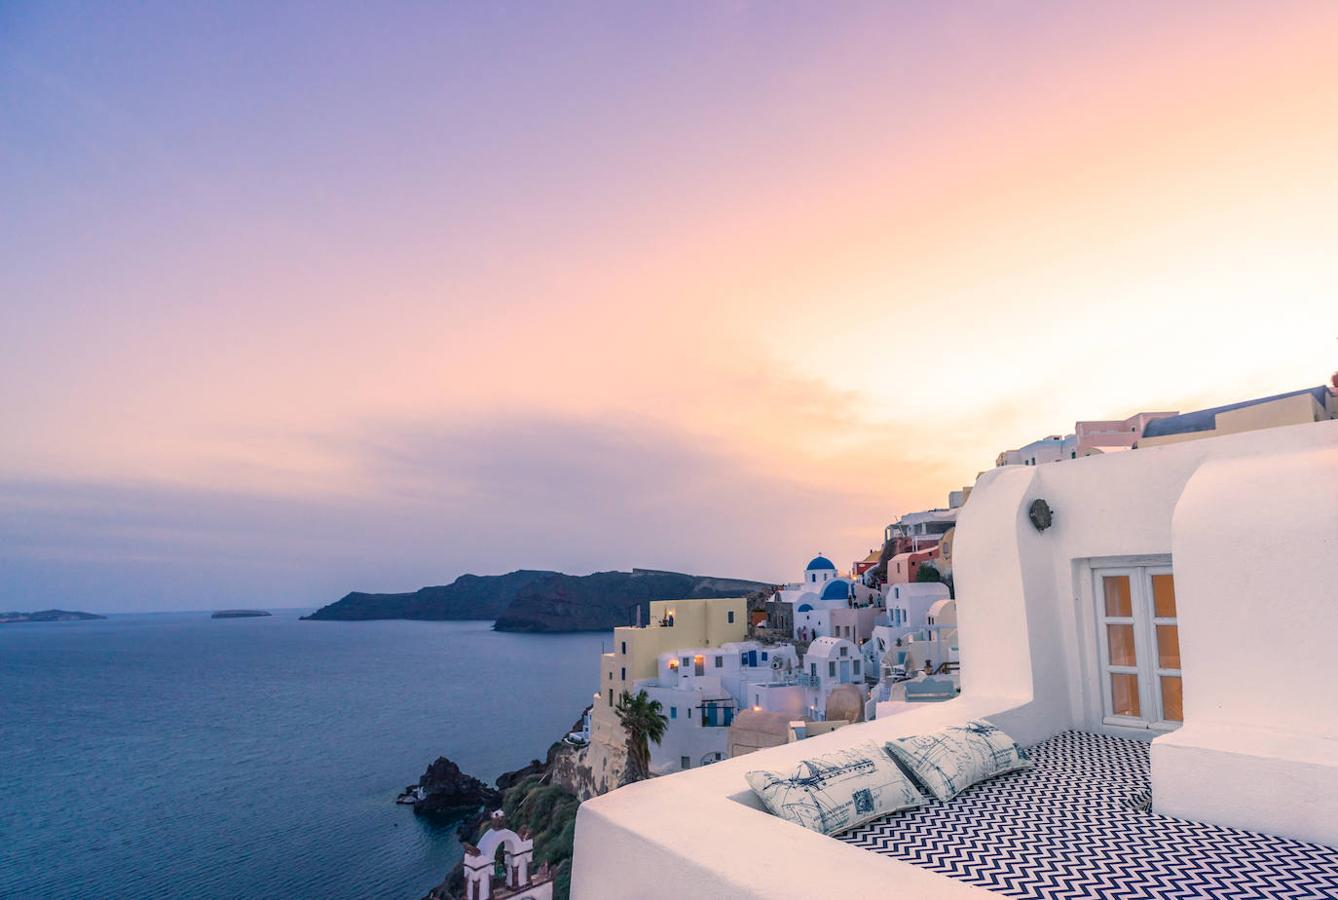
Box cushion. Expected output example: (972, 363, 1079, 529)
(884, 720, 1032, 802)
(745, 740, 925, 835)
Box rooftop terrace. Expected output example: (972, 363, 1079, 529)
(842, 730, 1338, 899)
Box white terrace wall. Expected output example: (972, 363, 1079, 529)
(1152, 437, 1338, 844)
(572, 419, 1338, 898)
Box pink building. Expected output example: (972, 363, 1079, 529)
(1075, 411, 1179, 457)
(884, 546, 942, 585)
(829, 607, 879, 645)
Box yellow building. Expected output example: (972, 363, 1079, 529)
(586, 597, 748, 792)
(1139, 385, 1334, 448)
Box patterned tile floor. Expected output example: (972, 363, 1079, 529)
(840, 730, 1338, 899)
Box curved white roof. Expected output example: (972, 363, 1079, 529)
(806, 636, 857, 659)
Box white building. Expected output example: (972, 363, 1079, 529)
(460, 811, 554, 900)
(882, 581, 950, 629)
(792, 577, 854, 641)
(574, 417, 1338, 898)
(883, 508, 957, 548)
(796, 636, 865, 719)
(797, 554, 839, 588)
(637, 641, 801, 775)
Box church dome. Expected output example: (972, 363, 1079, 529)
(820, 578, 852, 601)
(805, 555, 836, 571)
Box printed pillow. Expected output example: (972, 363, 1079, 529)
(745, 741, 925, 836)
(884, 720, 1032, 802)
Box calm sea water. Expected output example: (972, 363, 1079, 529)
(0, 611, 605, 899)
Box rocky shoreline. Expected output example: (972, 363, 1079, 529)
(408, 715, 589, 900)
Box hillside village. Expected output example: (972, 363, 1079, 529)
(445, 378, 1338, 900)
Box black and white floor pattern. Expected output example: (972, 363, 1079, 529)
(840, 730, 1338, 899)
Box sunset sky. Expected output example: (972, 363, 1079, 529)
(3, 2, 1337, 612)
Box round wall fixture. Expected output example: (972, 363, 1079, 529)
(1028, 499, 1054, 532)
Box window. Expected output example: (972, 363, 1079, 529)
(714, 656, 722, 668)
(761, 651, 768, 661)
(693, 655, 704, 676)
(1094, 567, 1181, 729)
(810, 573, 816, 583)
(608, 671, 612, 681)
(670, 706, 677, 719)
(608, 689, 613, 706)
(727, 610, 735, 624)
(620, 667, 625, 681)
(810, 663, 817, 676)
(853, 660, 861, 675)
(621, 641, 626, 655)
(828, 661, 836, 677)
(687, 707, 692, 719)
(839, 646, 848, 657)
(681, 756, 691, 769)
(681, 656, 690, 669)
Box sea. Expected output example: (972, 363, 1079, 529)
(0, 611, 606, 899)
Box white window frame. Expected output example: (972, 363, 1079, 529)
(1093, 565, 1180, 731)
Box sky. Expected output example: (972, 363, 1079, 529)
(3, 2, 1337, 612)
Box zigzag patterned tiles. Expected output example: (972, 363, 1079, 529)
(840, 730, 1338, 899)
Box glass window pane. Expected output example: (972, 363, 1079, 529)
(1161, 675, 1183, 722)
(1111, 673, 1141, 717)
(1157, 624, 1181, 670)
(1107, 624, 1137, 667)
(1151, 573, 1177, 618)
(1103, 575, 1132, 617)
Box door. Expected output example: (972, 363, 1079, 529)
(1094, 566, 1182, 730)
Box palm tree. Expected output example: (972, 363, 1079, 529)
(615, 690, 668, 784)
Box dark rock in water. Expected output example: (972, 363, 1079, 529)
(407, 757, 499, 819)
(210, 609, 272, 619)
(0, 609, 106, 624)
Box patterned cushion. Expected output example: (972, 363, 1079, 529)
(745, 741, 925, 836)
(884, 720, 1032, 802)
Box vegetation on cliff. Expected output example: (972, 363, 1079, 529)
(426, 736, 583, 900)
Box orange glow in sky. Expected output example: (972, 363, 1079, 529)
(2, 2, 1337, 609)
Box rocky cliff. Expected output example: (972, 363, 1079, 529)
(305, 568, 772, 633)
(301, 570, 557, 622)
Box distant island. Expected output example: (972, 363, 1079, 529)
(211, 609, 273, 619)
(0, 609, 106, 624)
(303, 568, 773, 632)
